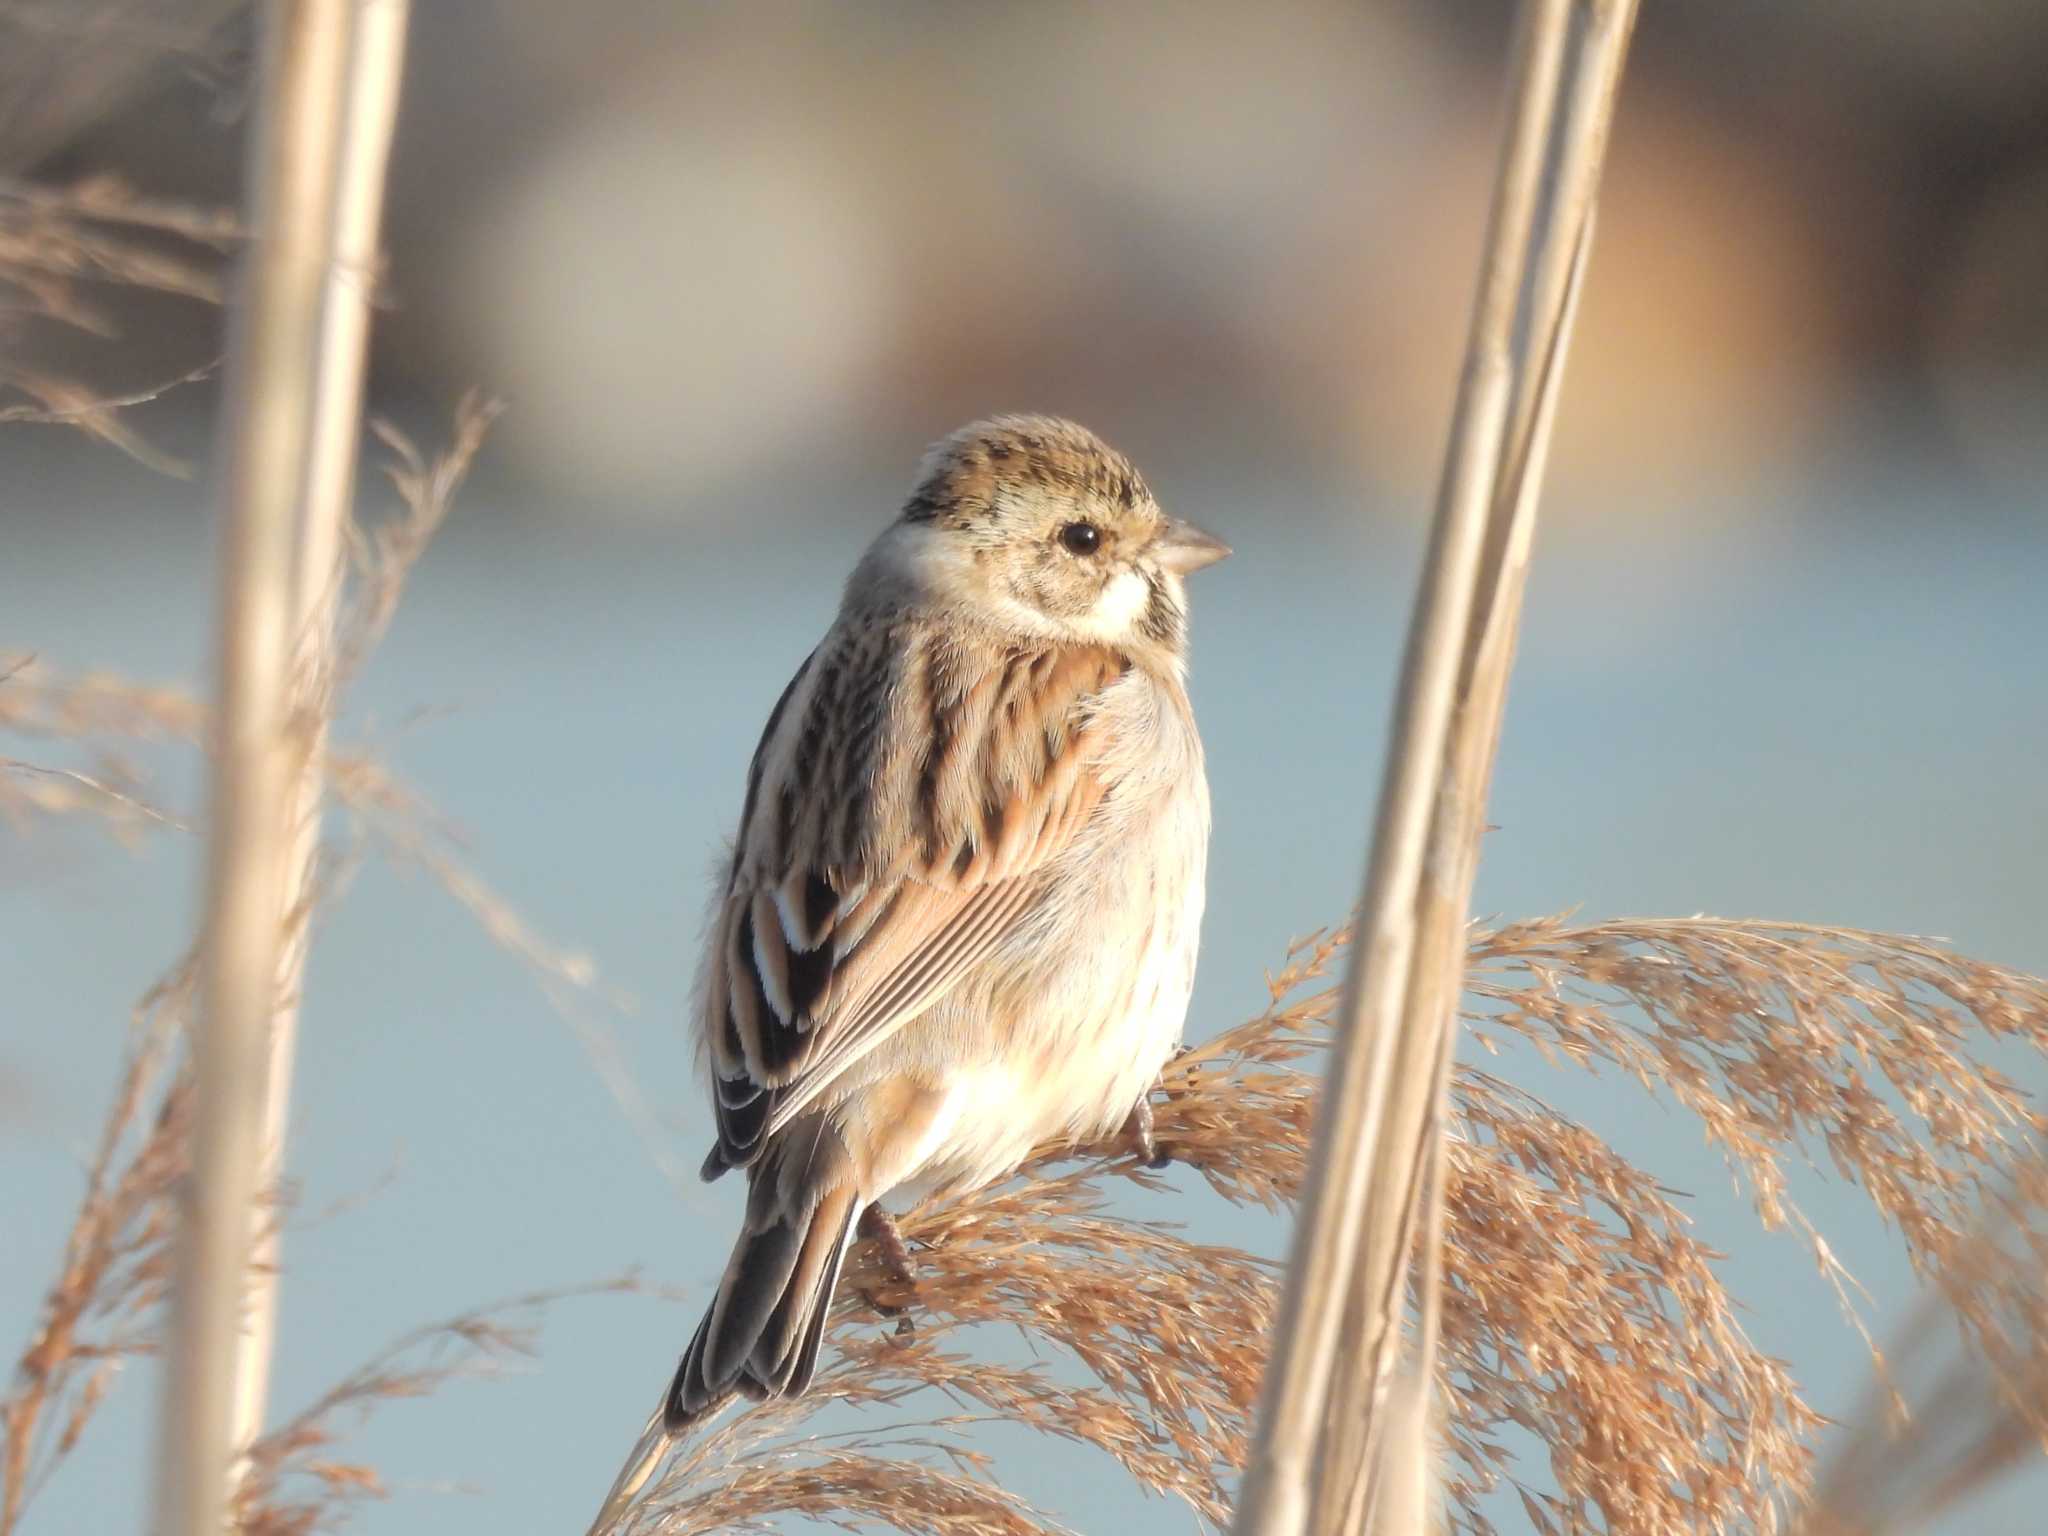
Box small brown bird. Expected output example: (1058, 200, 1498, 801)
(665, 416, 1227, 1428)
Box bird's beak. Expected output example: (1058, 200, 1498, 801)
(1155, 518, 1232, 576)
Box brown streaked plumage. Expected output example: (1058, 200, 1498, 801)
(665, 416, 1228, 1428)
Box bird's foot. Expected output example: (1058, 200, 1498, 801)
(858, 1205, 918, 1334)
(860, 1204, 917, 1284)
(1121, 1091, 1174, 1170)
(1120, 1047, 1203, 1170)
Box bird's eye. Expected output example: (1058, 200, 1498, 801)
(1058, 521, 1101, 555)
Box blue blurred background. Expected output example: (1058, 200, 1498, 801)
(4, 1, 2046, 1532)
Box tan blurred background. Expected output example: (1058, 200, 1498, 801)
(10, 0, 2048, 510)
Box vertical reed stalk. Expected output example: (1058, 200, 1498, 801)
(153, 5, 409, 1534)
(1232, 4, 1640, 1534)
(235, 0, 412, 1468)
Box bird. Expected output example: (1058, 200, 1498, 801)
(664, 414, 1229, 1430)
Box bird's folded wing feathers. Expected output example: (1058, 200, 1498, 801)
(704, 633, 1129, 1170)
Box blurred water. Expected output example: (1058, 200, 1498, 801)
(3, 417, 2045, 1532)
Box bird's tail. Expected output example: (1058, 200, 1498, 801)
(664, 1120, 862, 1431)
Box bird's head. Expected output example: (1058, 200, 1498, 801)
(865, 415, 1230, 659)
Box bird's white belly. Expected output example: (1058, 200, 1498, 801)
(890, 825, 1205, 1202)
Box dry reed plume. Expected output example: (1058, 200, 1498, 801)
(232, 1276, 639, 1536)
(0, 173, 233, 473)
(1798, 1141, 2048, 1536)
(592, 917, 2048, 1536)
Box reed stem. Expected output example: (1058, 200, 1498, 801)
(153, 4, 410, 1531)
(1231, 5, 1640, 1532)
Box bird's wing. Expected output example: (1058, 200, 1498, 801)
(702, 625, 1130, 1174)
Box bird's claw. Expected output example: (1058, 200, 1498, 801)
(1122, 1091, 1174, 1169)
(857, 1205, 918, 1332)
(1119, 1047, 1205, 1170)
(859, 1205, 917, 1284)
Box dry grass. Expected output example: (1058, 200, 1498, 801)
(0, 400, 634, 1535)
(232, 1276, 639, 1536)
(0, 958, 192, 1536)
(590, 918, 2048, 1536)
(0, 174, 233, 472)
(1794, 1132, 2048, 1536)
